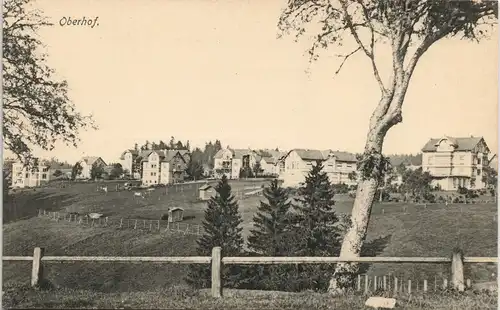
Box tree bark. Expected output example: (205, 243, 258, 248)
(328, 128, 384, 293)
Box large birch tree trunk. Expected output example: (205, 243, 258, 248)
(328, 124, 387, 293)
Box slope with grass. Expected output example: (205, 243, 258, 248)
(3, 181, 497, 293)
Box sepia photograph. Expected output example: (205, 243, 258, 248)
(2, 0, 499, 309)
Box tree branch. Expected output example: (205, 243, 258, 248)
(337, 0, 386, 94)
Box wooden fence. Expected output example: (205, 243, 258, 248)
(3, 247, 496, 298)
(38, 209, 203, 236)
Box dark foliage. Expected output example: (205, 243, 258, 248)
(185, 175, 244, 289)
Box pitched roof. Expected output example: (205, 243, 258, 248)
(139, 150, 186, 163)
(199, 184, 212, 190)
(119, 149, 139, 160)
(232, 149, 253, 159)
(421, 136, 485, 152)
(262, 157, 276, 164)
(81, 156, 106, 166)
(331, 151, 357, 162)
(289, 149, 357, 162)
(294, 149, 325, 161)
(214, 149, 231, 159)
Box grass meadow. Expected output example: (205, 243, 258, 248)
(2, 179, 498, 308)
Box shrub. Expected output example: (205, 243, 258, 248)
(423, 192, 436, 203)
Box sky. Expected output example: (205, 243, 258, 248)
(13, 0, 499, 164)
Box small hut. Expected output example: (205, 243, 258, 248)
(168, 207, 184, 223)
(199, 184, 215, 201)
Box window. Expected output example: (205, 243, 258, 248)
(336, 164, 342, 168)
(25, 173, 29, 178)
(477, 169, 481, 176)
(42, 174, 47, 179)
(453, 178, 457, 188)
(42, 167, 48, 172)
(151, 164, 157, 169)
(477, 158, 481, 165)
(347, 164, 352, 168)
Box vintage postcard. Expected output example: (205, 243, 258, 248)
(2, 0, 498, 309)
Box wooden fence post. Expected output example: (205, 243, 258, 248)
(31, 247, 44, 287)
(211, 247, 222, 298)
(373, 276, 377, 291)
(443, 278, 448, 289)
(394, 277, 398, 293)
(357, 274, 361, 291)
(451, 248, 465, 292)
(383, 276, 387, 290)
(466, 279, 471, 288)
(423, 279, 428, 292)
(408, 280, 411, 294)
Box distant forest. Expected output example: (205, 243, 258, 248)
(134, 137, 224, 169)
(386, 153, 423, 167)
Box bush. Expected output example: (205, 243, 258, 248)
(457, 186, 468, 195)
(423, 192, 436, 203)
(331, 183, 349, 194)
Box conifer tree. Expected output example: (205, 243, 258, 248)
(185, 175, 244, 288)
(248, 179, 291, 255)
(290, 160, 342, 291)
(244, 179, 295, 290)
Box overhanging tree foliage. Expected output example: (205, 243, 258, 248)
(278, 0, 497, 294)
(3, 0, 96, 163)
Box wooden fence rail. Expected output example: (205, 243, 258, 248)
(3, 247, 497, 298)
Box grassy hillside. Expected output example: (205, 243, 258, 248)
(3, 181, 497, 293)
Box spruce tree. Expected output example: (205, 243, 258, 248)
(290, 160, 342, 291)
(185, 175, 244, 288)
(245, 179, 294, 290)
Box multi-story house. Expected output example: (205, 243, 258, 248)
(213, 148, 260, 179)
(120, 149, 151, 179)
(77, 156, 107, 179)
(11, 161, 51, 188)
(421, 136, 491, 190)
(177, 149, 191, 165)
(140, 150, 188, 185)
(257, 150, 287, 176)
(121, 148, 191, 180)
(488, 154, 498, 171)
(279, 149, 357, 187)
